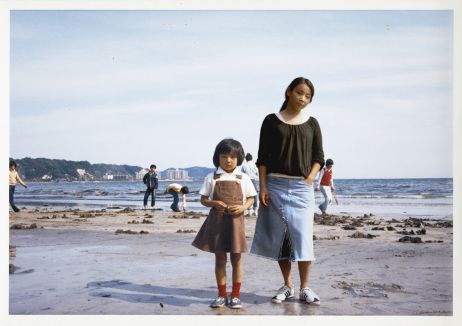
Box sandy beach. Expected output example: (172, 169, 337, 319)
(9, 206, 452, 315)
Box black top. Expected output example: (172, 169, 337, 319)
(143, 172, 159, 189)
(256, 113, 325, 178)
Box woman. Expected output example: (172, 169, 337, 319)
(250, 77, 324, 304)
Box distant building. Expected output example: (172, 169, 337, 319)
(164, 168, 189, 180)
(135, 168, 149, 181)
(102, 173, 114, 181)
(103, 173, 131, 181)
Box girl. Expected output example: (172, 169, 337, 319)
(192, 139, 257, 309)
(250, 77, 324, 305)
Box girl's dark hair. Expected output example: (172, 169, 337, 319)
(180, 186, 189, 194)
(280, 77, 315, 112)
(245, 153, 252, 161)
(9, 161, 17, 168)
(212, 138, 245, 167)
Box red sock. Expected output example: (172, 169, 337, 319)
(218, 283, 227, 297)
(231, 282, 241, 298)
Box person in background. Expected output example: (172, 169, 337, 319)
(192, 138, 257, 309)
(315, 158, 335, 217)
(240, 153, 259, 216)
(142, 164, 159, 209)
(165, 183, 189, 212)
(9, 161, 27, 213)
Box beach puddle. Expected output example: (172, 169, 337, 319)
(333, 281, 403, 298)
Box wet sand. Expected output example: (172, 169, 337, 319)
(9, 207, 453, 315)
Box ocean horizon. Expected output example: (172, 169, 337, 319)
(12, 177, 453, 220)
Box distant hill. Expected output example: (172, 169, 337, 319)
(11, 157, 143, 181)
(10, 157, 215, 181)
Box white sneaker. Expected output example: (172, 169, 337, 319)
(299, 287, 320, 304)
(271, 285, 295, 303)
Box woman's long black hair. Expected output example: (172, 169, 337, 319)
(279, 77, 315, 112)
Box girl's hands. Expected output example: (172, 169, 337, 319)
(227, 204, 245, 216)
(214, 201, 228, 213)
(259, 186, 269, 206)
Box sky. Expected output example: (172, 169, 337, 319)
(8, 10, 453, 178)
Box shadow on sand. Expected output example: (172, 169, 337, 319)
(87, 280, 270, 308)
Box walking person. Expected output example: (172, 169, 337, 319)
(250, 77, 324, 305)
(165, 183, 189, 212)
(192, 139, 257, 309)
(9, 161, 27, 213)
(315, 158, 335, 216)
(142, 164, 159, 209)
(240, 153, 259, 216)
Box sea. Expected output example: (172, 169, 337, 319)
(13, 178, 453, 220)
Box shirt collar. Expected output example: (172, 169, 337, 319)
(216, 166, 241, 176)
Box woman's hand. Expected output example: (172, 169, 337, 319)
(227, 204, 245, 216)
(259, 186, 269, 206)
(304, 176, 315, 186)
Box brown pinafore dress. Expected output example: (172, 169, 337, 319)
(192, 173, 247, 253)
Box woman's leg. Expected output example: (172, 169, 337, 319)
(278, 259, 293, 288)
(298, 261, 312, 289)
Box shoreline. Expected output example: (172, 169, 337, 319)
(9, 206, 453, 315)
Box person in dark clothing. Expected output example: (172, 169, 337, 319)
(143, 164, 159, 209)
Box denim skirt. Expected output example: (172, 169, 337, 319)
(250, 175, 315, 261)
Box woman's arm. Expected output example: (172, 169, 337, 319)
(305, 162, 321, 185)
(258, 165, 269, 206)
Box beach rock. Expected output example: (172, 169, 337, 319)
(425, 240, 444, 243)
(342, 225, 357, 230)
(142, 219, 153, 224)
(416, 229, 426, 235)
(397, 229, 416, 235)
(371, 227, 385, 231)
(9, 264, 16, 274)
(434, 221, 452, 228)
(398, 236, 422, 243)
(348, 231, 377, 239)
(119, 207, 134, 213)
(139, 230, 149, 234)
(128, 220, 140, 224)
(176, 229, 197, 233)
(10, 223, 41, 230)
(387, 226, 396, 231)
(115, 229, 138, 235)
(9, 245, 16, 257)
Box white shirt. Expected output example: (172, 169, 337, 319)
(241, 160, 259, 180)
(200, 167, 257, 204)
